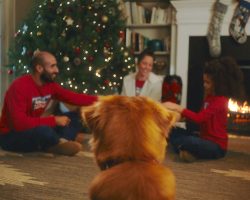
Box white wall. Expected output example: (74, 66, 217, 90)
(0, 0, 2, 106)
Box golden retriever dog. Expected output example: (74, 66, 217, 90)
(81, 95, 177, 200)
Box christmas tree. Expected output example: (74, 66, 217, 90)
(8, 0, 135, 95)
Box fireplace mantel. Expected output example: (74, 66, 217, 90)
(170, 0, 250, 106)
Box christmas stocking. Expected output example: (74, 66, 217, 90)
(207, 1, 228, 57)
(229, 0, 250, 44)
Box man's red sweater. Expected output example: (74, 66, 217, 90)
(182, 95, 229, 150)
(0, 75, 97, 134)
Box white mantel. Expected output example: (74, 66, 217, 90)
(170, 0, 250, 107)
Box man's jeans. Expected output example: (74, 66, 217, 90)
(0, 112, 83, 152)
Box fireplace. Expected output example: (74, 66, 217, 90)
(171, 0, 250, 134)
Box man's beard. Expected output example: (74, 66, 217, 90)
(40, 71, 57, 83)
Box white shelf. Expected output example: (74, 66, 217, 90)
(124, 0, 175, 75)
(126, 24, 171, 28)
(134, 51, 170, 55)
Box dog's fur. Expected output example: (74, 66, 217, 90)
(81, 95, 177, 200)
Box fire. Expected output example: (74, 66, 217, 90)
(228, 99, 250, 113)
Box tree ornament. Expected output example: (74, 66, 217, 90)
(124, 51, 129, 57)
(74, 47, 81, 55)
(104, 42, 111, 48)
(88, 55, 94, 62)
(64, 16, 74, 26)
(104, 79, 110, 85)
(101, 15, 109, 23)
(8, 69, 13, 75)
(63, 56, 70, 62)
(74, 57, 81, 66)
(37, 31, 42, 36)
(119, 30, 125, 40)
(96, 27, 101, 32)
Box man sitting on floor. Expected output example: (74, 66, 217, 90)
(0, 51, 98, 156)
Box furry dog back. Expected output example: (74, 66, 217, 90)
(81, 95, 177, 200)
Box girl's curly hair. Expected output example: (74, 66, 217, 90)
(204, 56, 245, 101)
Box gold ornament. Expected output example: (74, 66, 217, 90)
(124, 51, 129, 57)
(37, 31, 42, 36)
(101, 15, 108, 23)
(63, 56, 70, 62)
(64, 16, 74, 26)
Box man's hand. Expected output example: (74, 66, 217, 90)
(55, 116, 71, 127)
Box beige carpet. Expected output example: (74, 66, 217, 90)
(0, 134, 250, 200)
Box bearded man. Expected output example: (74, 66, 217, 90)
(0, 51, 98, 156)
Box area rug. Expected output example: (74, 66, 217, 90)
(0, 135, 250, 200)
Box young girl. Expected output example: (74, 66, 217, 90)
(163, 56, 245, 162)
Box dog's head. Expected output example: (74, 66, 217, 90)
(81, 95, 178, 169)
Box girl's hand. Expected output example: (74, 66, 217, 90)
(162, 101, 184, 113)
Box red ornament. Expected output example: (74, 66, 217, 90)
(74, 47, 81, 55)
(119, 30, 125, 40)
(104, 80, 110, 85)
(7, 69, 13, 75)
(88, 55, 94, 62)
(104, 42, 110, 48)
(27, 51, 33, 57)
(96, 27, 101, 32)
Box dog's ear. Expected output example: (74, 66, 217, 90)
(153, 102, 180, 138)
(81, 102, 103, 134)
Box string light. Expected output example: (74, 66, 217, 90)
(95, 72, 101, 77)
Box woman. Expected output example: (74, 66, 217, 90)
(120, 49, 163, 102)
